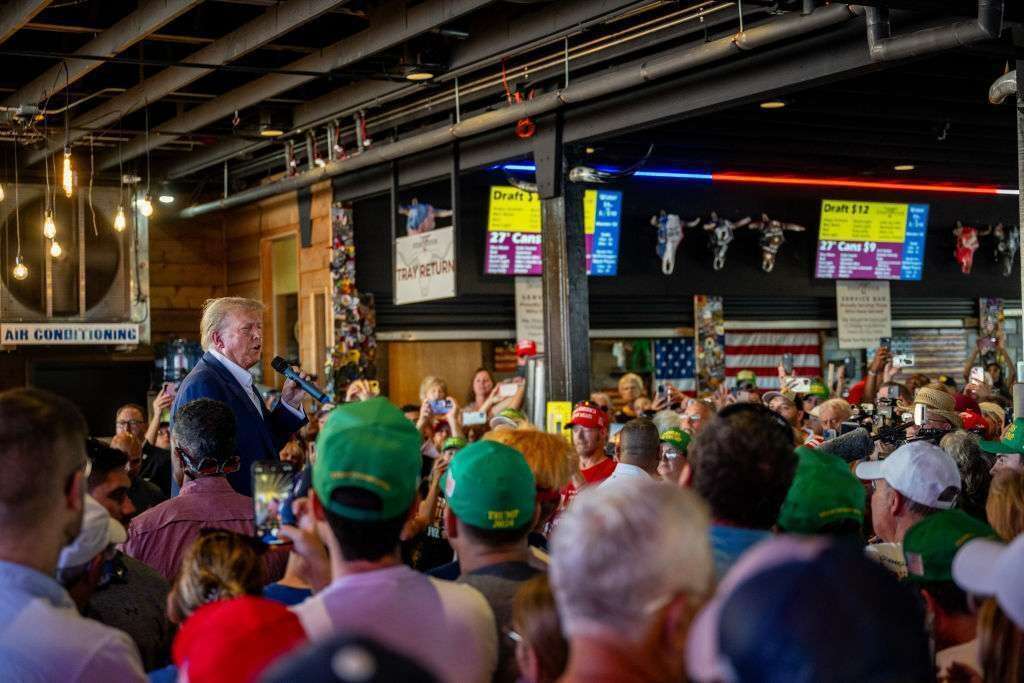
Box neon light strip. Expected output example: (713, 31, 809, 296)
(499, 163, 1020, 196)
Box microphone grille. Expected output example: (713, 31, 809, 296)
(270, 356, 289, 373)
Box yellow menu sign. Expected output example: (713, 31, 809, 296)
(819, 199, 908, 243)
(487, 186, 600, 235)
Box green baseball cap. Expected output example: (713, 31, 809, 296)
(794, 445, 847, 472)
(778, 448, 865, 535)
(443, 440, 536, 531)
(659, 429, 691, 453)
(441, 436, 468, 452)
(489, 408, 527, 429)
(806, 379, 829, 400)
(980, 417, 1024, 454)
(313, 397, 422, 521)
(903, 509, 998, 583)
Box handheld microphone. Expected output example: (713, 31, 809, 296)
(270, 356, 331, 404)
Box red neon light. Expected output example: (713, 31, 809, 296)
(712, 172, 1001, 196)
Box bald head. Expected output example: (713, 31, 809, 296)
(110, 432, 143, 481)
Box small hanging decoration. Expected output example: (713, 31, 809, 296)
(501, 59, 536, 139)
(991, 222, 1019, 277)
(953, 221, 980, 274)
(328, 203, 377, 399)
(748, 213, 806, 273)
(399, 197, 453, 236)
(703, 212, 751, 271)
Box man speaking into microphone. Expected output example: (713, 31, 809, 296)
(170, 297, 312, 495)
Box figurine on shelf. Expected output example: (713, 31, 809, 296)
(703, 212, 751, 271)
(399, 197, 453, 236)
(953, 221, 980, 274)
(992, 222, 1019, 277)
(748, 213, 806, 273)
(650, 211, 700, 275)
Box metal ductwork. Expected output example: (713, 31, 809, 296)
(989, 69, 1017, 105)
(859, 0, 1003, 63)
(25, 0, 348, 167)
(179, 3, 861, 218)
(98, 0, 499, 171)
(0, 0, 52, 47)
(4, 0, 201, 108)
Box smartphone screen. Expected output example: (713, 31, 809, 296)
(429, 399, 451, 415)
(781, 353, 794, 375)
(970, 366, 986, 385)
(879, 337, 891, 351)
(498, 382, 518, 398)
(913, 403, 927, 426)
(252, 460, 296, 545)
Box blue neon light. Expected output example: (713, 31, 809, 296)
(499, 163, 711, 181)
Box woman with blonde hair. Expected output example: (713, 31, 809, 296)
(616, 373, 647, 420)
(416, 375, 462, 441)
(986, 471, 1024, 541)
(167, 529, 265, 624)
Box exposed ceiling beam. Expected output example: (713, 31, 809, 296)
(0, 0, 52, 47)
(165, 0, 650, 179)
(22, 21, 316, 54)
(25, 0, 348, 166)
(99, 0, 498, 170)
(4, 0, 202, 108)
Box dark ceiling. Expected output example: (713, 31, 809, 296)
(0, 0, 1018, 204)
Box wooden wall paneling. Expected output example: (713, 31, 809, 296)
(386, 341, 487, 407)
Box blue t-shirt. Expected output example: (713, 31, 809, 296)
(710, 524, 771, 579)
(262, 583, 313, 607)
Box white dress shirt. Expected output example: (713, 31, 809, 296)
(599, 462, 654, 489)
(209, 349, 304, 420)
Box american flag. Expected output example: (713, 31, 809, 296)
(654, 338, 696, 392)
(724, 331, 822, 389)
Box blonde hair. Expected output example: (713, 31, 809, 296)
(170, 530, 264, 622)
(618, 373, 646, 397)
(200, 297, 264, 351)
(986, 471, 1024, 541)
(978, 598, 1024, 682)
(418, 375, 448, 402)
(485, 428, 578, 490)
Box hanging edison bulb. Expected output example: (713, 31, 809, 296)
(43, 209, 56, 239)
(138, 195, 154, 217)
(114, 205, 127, 232)
(49, 240, 62, 259)
(11, 255, 27, 280)
(62, 149, 73, 198)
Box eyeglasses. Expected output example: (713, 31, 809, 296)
(115, 420, 145, 428)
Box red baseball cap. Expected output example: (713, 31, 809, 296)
(173, 596, 307, 683)
(566, 401, 609, 429)
(516, 340, 538, 357)
(960, 410, 988, 434)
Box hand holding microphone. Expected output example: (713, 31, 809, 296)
(271, 356, 331, 406)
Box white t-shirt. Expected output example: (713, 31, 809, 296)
(292, 564, 497, 683)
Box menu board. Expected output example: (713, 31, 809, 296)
(485, 186, 622, 276)
(814, 199, 928, 281)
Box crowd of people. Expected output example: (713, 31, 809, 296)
(4, 298, 1024, 682)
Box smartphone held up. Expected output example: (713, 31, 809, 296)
(253, 460, 296, 545)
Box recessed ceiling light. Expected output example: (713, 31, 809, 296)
(585, 147, 595, 154)
(759, 100, 786, 109)
(893, 164, 915, 171)
(259, 126, 285, 137)
(404, 65, 437, 81)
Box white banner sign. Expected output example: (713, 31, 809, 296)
(394, 226, 456, 305)
(836, 280, 891, 349)
(1, 323, 140, 346)
(514, 276, 545, 353)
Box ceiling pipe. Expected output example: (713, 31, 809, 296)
(0, 0, 52, 47)
(858, 0, 1003, 62)
(179, 3, 861, 218)
(24, 0, 347, 167)
(3, 0, 202, 108)
(98, 0, 499, 171)
(989, 69, 1016, 104)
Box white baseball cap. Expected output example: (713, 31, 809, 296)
(952, 534, 1024, 631)
(57, 495, 127, 570)
(855, 441, 960, 509)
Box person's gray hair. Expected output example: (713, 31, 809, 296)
(940, 430, 989, 515)
(652, 409, 682, 435)
(200, 297, 264, 351)
(549, 479, 712, 639)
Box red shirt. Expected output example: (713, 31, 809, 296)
(123, 476, 284, 582)
(560, 457, 617, 510)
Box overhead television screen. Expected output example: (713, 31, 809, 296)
(484, 186, 622, 276)
(814, 199, 928, 281)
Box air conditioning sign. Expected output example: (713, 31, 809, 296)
(1, 323, 140, 346)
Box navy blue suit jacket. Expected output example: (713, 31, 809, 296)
(170, 352, 307, 496)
